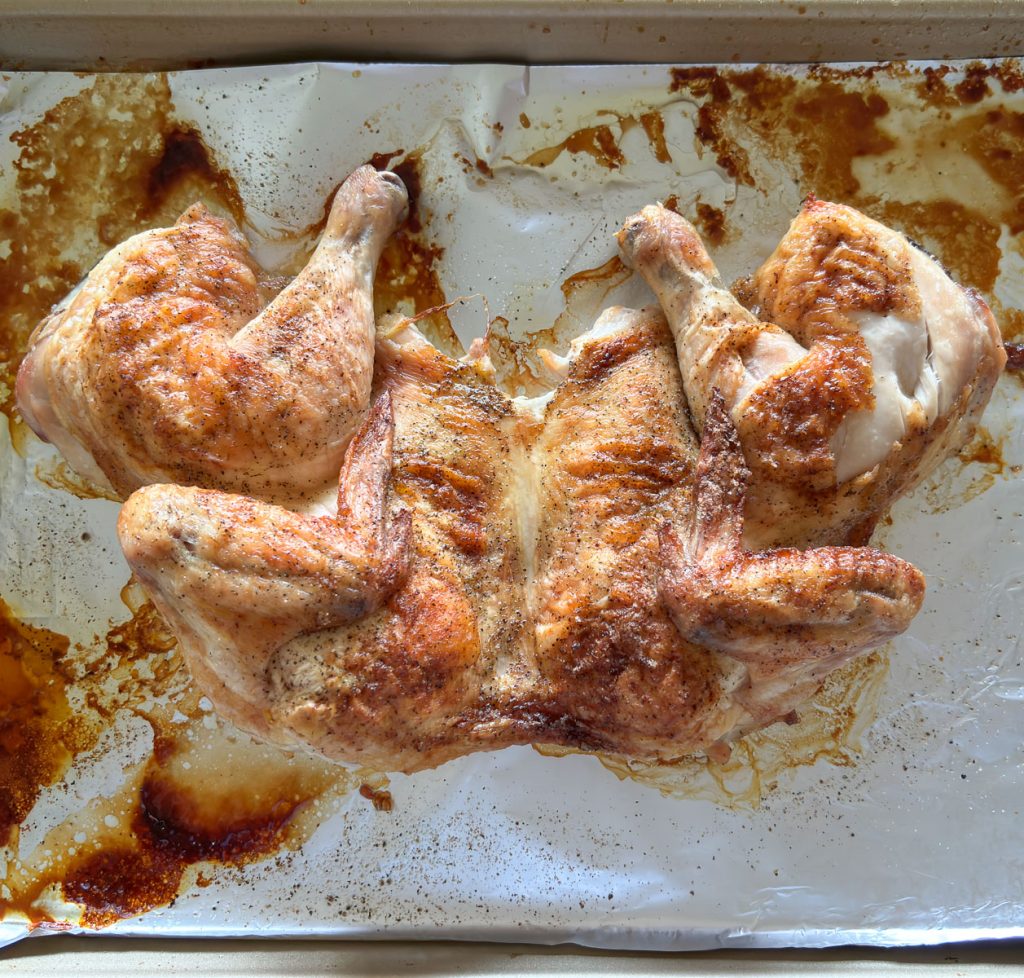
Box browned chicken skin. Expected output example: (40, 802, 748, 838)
(119, 302, 927, 772)
(17, 165, 408, 501)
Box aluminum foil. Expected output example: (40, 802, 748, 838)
(0, 62, 1022, 950)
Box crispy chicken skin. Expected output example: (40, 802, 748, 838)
(618, 198, 1006, 548)
(119, 308, 926, 772)
(17, 166, 408, 501)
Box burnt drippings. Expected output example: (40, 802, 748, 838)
(1, 588, 347, 930)
(667, 62, 1024, 344)
(0, 74, 245, 445)
(1005, 342, 1024, 370)
(33, 732, 333, 930)
(143, 127, 244, 227)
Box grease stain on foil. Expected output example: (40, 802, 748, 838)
(0, 587, 356, 930)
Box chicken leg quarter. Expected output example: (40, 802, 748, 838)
(16, 165, 408, 501)
(618, 198, 1006, 549)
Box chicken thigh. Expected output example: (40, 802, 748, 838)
(16, 166, 408, 501)
(618, 198, 1006, 548)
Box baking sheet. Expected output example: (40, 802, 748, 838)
(0, 62, 1022, 951)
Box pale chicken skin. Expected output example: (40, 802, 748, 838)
(17, 166, 408, 501)
(119, 307, 926, 771)
(618, 198, 1006, 549)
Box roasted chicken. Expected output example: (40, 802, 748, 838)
(24, 175, 999, 773)
(618, 198, 1006, 548)
(16, 166, 408, 501)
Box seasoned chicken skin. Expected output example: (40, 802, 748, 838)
(16, 166, 408, 500)
(618, 198, 1006, 548)
(118, 308, 926, 772)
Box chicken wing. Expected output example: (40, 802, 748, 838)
(17, 166, 408, 501)
(618, 198, 1006, 548)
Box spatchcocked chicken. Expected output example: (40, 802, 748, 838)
(18, 172, 1004, 773)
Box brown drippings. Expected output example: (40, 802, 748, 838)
(542, 650, 889, 810)
(923, 426, 1011, 512)
(670, 66, 754, 184)
(695, 202, 727, 247)
(359, 783, 395, 812)
(1004, 342, 1024, 370)
(879, 200, 1003, 295)
(917, 61, 1024, 107)
(665, 63, 1024, 351)
(512, 109, 675, 173)
(373, 153, 461, 357)
(1, 587, 350, 930)
(639, 111, 672, 164)
(519, 112, 531, 129)
(367, 149, 405, 172)
(521, 124, 627, 171)
(0, 74, 244, 445)
(955, 64, 993, 104)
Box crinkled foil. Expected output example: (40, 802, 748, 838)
(0, 62, 1021, 950)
